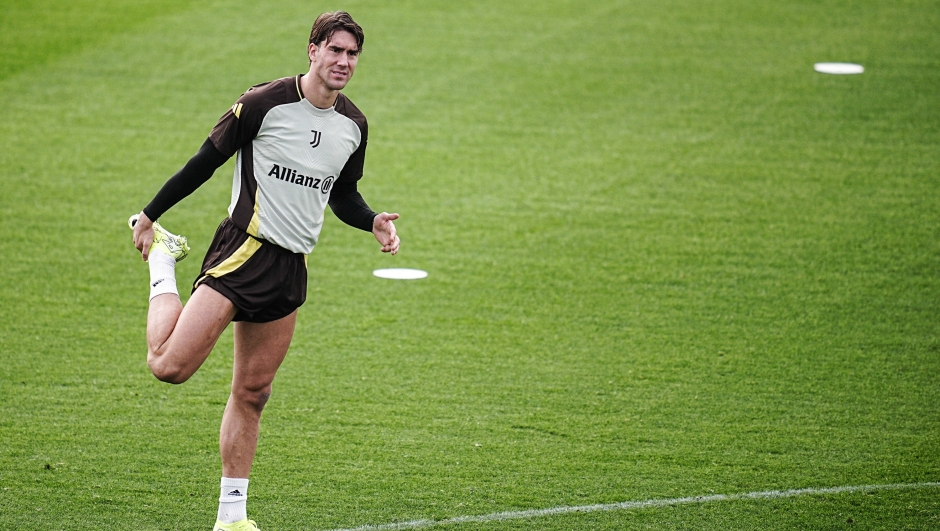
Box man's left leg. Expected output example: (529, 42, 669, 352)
(214, 310, 297, 531)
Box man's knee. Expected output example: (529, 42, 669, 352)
(233, 385, 272, 413)
(147, 353, 193, 385)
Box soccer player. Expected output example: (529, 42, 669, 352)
(129, 12, 398, 531)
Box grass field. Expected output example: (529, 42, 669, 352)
(1, 0, 938, 529)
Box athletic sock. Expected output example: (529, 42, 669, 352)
(148, 251, 179, 300)
(218, 477, 249, 524)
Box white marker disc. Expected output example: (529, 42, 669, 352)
(814, 62, 864, 75)
(373, 268, 428, 280)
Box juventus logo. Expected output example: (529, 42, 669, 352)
(310, 130, 321, 148)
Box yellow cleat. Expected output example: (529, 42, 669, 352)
(213, 519, 261, 531)
(128, 214, 189, 262)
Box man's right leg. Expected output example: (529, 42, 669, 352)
(131, 214, 238, 384)
(147, 286, 238, 384)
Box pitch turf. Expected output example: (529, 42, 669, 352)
(1, 0, 938, 529)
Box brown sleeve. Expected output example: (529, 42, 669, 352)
(142, 138, 229, 221)
(335, 93, 368, 183)
(208, 82, 273, 158)
(330, 94, 374, 231)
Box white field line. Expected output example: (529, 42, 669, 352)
(324, 481, 940, 531)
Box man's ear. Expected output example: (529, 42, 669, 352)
(308, 43, 318, 62)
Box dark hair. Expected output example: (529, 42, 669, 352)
(309, 11, 364, 52)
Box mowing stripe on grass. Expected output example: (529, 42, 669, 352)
(326, 482, 940, 530)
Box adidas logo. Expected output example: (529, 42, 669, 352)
(227, 489, 244, 497)
(151, 279, 165, 288)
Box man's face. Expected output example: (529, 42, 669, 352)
(309, 30, 360, 91)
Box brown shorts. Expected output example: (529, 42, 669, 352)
(193, 218, 307, 323)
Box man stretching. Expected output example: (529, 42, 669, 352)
(129, 12, 398, 531)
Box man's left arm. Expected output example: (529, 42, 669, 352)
(328, 181, 400, 255)
(329, 117, 400, 254)
(327, 180, 376, 232)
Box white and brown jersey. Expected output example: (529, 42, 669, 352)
(209, 75, 367, 254)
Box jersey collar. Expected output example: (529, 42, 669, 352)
(296, 74, 339, 116)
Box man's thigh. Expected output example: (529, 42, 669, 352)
(231, 310, 298, 392)
(150, 285, 237, 382)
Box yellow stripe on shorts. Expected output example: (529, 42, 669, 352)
(194, 236, 262, 287)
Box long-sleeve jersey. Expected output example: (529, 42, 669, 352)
(143, 74, 376, 254)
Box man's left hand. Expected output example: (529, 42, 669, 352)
(372, 212, 400, 255)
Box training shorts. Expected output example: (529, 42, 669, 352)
(194, 217, 307, 323)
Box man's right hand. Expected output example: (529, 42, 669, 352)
(132, 211, 156, 262)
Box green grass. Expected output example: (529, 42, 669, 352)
(1, 0, 938, 529)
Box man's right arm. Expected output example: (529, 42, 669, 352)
(142, 138, 230, 222)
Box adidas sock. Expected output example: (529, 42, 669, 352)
(218, 477, 249, 524)
(148, 251, 179, 300)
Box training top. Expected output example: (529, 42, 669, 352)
(209, 75, 370, 254)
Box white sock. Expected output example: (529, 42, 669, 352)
(218, 477, 249, 523)
(148, 251, 179, 300)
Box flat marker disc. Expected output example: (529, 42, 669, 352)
(373, 268, 428, 280)
(814, 62, 864, 75)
